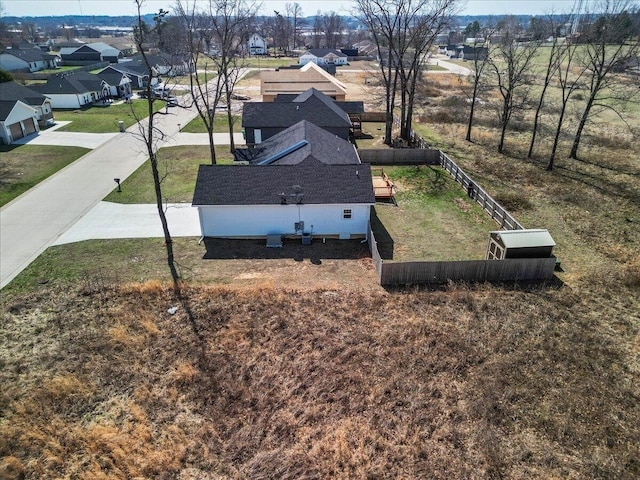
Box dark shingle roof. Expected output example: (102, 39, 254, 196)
(193, 162, 374, 206)
(0, 99, 19, 121)
(31, 71, 105, 95)
(2, 48, 51, 62)
(0, 81, 48, 106)
(235, 120, 359, 165)
(101, 64, 149, 78)
(243, 88, 351, 128)
(305, 48, 348, 58)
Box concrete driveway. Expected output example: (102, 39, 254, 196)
(14, 121, 120, 149)
(52, 202, 201, 245)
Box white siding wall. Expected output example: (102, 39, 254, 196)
(197, 204, 370, 238)
(0, 54, 28, 71)
(44, 93, 88, 109)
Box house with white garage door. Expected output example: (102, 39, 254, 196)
(0, 99, 39, 144)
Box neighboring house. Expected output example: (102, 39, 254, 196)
(99, 63, 153, 89)
(125, 53, 191, 77)
(248, 33, 268, 55)
(446, 45, 463, 58)
(461, 45, 488, 61)
(30, 71, 109, 109)
(96, 70, 133, 99)
(0, 48, 59, 72)
(0, 81, 54, 127)
(242, 88, 352, 146)
(235, 119, 360, 165)
(59, 42, 123, 64)
(261, 62, 348, 102)
(299, 48, 348, 66)
(0, 99, 39, 144)
(193, 120, 374, 239)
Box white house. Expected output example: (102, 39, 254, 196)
(192, 163, 374, 239)
(0, 100, 39, 144)
(30, 71, 109, 109)
(193, 119, 374, 240)
(299, 48, 348, 66)
(0, 48, 59, 72)
(248, 33, 268, 55)
(0, 81, 54, 128)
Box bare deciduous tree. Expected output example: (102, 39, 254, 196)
(355, 0, 458, 145)
(461, 23, 494, 142)
(133, 0, 180, 292)
(323, 12, 345, 49)
(285, 2, 304, 50)
(569, 0, 640, 159)
(528, 15, 565, 158)
(547, 41, 584, 170)
(489, 17, 541, 153)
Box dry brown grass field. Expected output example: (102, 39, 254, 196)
(1, 61, 639, 479)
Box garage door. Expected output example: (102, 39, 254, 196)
(24, 118, 36, 135)
(9, 123, 23, 141)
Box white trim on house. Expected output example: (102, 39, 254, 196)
(0, 101, 39, 144)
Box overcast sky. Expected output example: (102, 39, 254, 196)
(0, 0, 615, 18)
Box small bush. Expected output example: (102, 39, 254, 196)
(493, 192, 534, 212)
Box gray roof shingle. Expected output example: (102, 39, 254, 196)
(234, 120, 360, 165)
(31, 71, 105, 95)
(0, 81, 48, 107)
(193, 162, 374, 206)
(242, 88, 351, 128)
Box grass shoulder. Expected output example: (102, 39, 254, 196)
(54, 100, 164, 133)
(103, 145, 235, 203)
(0, 145, 90, 207)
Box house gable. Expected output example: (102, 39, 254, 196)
(236, 120, 359, 165)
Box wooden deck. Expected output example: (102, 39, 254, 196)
(371, 167, 396, 200)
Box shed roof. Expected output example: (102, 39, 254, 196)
(193, 163, 374, 206)
(491, 229, 556, 249)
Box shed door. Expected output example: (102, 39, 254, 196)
(24, 118, 36, 135)
(255, 129, 262, 144)
(9, 123, 23, 141)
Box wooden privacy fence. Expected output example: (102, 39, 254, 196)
(439, 151, 524, 231)
(359, 148, 441, 165)
(367, 223, 556, 286)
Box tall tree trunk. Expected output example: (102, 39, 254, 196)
(466, 79, 479, 142)
(570, 92, 596, 159)
(547, 101, 568, 171)
(528, 82, 549, 158)
(208, 128, 217, 164)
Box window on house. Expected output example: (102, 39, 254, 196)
(343, 209, 352, 219)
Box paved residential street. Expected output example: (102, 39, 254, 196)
(0, 105, 200, 288)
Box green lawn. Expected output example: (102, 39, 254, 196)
(181, 114, 240, 133)
(0, 145, 90, 207)
(103, 145, 235, 204)
(242, 57, 298, 68)
(54, 101, 163, 133)
(374, 166, 497, 261)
